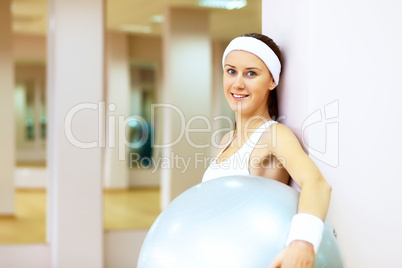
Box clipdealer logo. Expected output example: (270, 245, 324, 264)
(63, 102, 235, 161)
(63, 100, 339, 168)
(301, 100, 339, 167)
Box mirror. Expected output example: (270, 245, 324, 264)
(0, 62, 47, 244)
(0, 0, 261, 246)
(103, 62, 162, 230)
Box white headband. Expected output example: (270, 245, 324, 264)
(222, 36, 281, 85)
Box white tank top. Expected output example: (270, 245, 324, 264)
(202, 120, 278, 182)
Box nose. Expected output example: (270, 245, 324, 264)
(233, 74, 245, 90)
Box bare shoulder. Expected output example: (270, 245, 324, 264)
(262, 122, 304, 153)
(273, 123, 299, 141)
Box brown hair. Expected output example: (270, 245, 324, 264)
(242, 33, 282, 120)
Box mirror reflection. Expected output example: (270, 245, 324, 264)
(104, 63, 161, 230)
(0, 0, 261, 246)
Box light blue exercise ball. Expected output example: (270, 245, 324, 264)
(138, 175, 343, 268)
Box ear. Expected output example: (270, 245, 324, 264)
(268, 80, 277, 91)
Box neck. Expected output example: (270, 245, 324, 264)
(234, 110, 272, 141)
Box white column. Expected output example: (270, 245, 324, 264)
(0, 0, 15, 215)
(263, 0, 402, 267)
(47, 0, 104, 267)
(161, 7, 212, 207)
(104, 32, 130, 189)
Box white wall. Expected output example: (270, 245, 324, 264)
(0, 245, 51, 268)
(0, 231, 148, 268)
(263, 0, 402, 267)
(104, 230, 148, 268)
(15, 167, 47, 188)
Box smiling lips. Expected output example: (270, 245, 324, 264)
(231, 93, 250, 100)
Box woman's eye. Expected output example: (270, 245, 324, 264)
(228, 69, 236, 75)
(247, 71, 257, 77)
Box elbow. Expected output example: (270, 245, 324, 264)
(307, 175, 332, 195)
(299, 175, 332, 197)
(321, 178, 332, 196)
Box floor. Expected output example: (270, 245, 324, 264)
(0, 188, 161, 245)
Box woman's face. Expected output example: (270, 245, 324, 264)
(223, 50, 276, 117)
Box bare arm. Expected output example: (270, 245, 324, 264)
(271, 123, 331, 220)
(268, 123, 331, 268)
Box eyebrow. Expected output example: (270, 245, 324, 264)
(224, 64, 262, 71)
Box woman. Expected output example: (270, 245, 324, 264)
(202, 33, 332, 268)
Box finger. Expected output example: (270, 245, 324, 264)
(269, 251, 285, 268)
(268, 259, 280, 268)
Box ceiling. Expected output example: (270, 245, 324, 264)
(11, 0, 261, 41)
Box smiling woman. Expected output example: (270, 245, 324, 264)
(224, 50, 275, 116)
(223, 34, 282, 120)
(201, 33, 332, 268)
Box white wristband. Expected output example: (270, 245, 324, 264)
(285, 213, 324, 253)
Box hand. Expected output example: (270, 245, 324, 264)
(268, 240, 315, 268)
